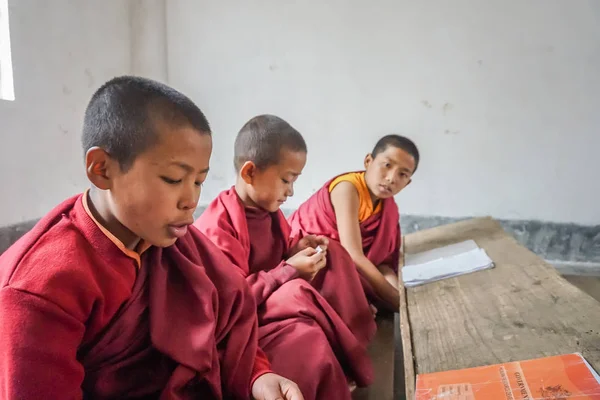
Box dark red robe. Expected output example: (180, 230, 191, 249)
(0, 194, 270, 399)
(288, 174, 401, 308)
(194, 188, 375, 400)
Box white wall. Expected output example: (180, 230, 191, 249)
(131, 0, 167, 82)
(0, 0, 132, 226)
(167, 0, 600, 225)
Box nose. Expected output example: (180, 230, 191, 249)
(286, 183, 294, 197)
(386, 172, 396, 184)
(178, 183, 200, 211)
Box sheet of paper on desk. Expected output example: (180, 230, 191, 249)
(402, 240, 494, 287)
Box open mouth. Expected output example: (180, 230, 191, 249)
(167, 221, 193, 238)
(378, 184, 392, 194)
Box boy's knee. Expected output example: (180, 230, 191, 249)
(280, 279, 315, 297)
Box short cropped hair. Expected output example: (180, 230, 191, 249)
(82, 75, 211, 171)
(234, 114, 306, 171)
(371, 134, 420, 173)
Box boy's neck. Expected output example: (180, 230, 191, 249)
(234, 180, 260, 209)
(87, 188, 141, 250)
(363, 178, 381, 210)
(369, 192, 381, 211)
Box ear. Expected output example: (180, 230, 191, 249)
(85, 147, 118, 190)
(364, 153, 374, 169)
(239, 161, 258, 184)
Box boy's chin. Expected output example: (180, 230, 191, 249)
(262, 202, 282, 213)
(379, 192, 397, 199)
(162, 238, 179, 247)
(146, 235, 179, 248)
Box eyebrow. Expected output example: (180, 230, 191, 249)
(170, 161, 210, 174)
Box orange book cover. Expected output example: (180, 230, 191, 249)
(416, 353, 600, 400)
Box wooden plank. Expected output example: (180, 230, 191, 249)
(563, 275, 600, 303)
(393, 313, 404, 399)
(352, 316, 395, 400)
(403, 217, 600, 376)
(398, 237, 416, 399)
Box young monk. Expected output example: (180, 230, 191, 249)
(289, 135, 419, 312)
(0, 77, 303, 400)
(195, 115, 375, 400)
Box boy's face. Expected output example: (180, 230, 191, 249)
(90, 123, 212, 247)
(364, 145, 415, 199)
(241, 149, 307, 212)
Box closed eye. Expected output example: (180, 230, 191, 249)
(161, 177, 182, 185)
(282, 179, 290, 184)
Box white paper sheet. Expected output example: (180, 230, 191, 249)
(402, 240, 494, 287)
(404, 239, 479, 266)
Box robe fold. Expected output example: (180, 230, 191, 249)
(288, 174, 401, 308)
(195, 188, 375, 400)
(0, 194, 269, 399)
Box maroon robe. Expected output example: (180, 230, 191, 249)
(288, 174, 401, 308)
(195, 188, 375, 400)
(0, 194, 270, 399)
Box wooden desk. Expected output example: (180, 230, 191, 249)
(398, 217, 600, 399)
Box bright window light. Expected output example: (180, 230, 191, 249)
(0, 0, 14, 101)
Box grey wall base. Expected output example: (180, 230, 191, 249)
(399, 215, 600, 276)
(2, 212, 600, 276)
(0, 220, 37, 256)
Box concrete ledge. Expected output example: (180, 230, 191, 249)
(547, 260, 600, 277)
(399, 215, 600, 265)
(0, 220, 37, 255)
(2, 212, 599, 275)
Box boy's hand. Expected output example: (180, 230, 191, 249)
(289, 235, 329, 257)
(252, 373, 304, 400)
(286, 247, 327, 281)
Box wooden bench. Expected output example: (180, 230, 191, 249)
(352, 315, 396, 400)
(398, 217, 600, 399)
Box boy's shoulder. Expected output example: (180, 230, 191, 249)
(199, 187, 238, 217)
(327, 171, 365, 194)
(329, 179, 361, 204)
(195, 187, 245, 234)
(329, 170, 365, 183)
(0, 195, 125, 319)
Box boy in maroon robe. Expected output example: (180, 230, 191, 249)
(289, 135, 419, 312)
(195, 115, 375, 400)
(0, 77, 303, 400)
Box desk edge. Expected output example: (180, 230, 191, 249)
(399, 236, 416, 399)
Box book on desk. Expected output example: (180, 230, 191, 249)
(402, 239, 495, 287)
(415, 353, 600, 400)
